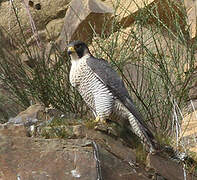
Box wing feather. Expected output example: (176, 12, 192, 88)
(86, 56, 154, 139)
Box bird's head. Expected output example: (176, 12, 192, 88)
(67, 41, 90, 60)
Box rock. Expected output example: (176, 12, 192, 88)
(184, 0, 197, 39)
(181, 110, 197, 153)
(103, 0, 187, 37)
(90, 23, 189, 61)
(155, 174, 166, 180)
(105, 0, 154, 17)
(150, 0, 186, 33)
(104, 0, 155, 27)
(147, 154, 194, 180)
(0, 125, 150, 180)
(46, 18, 65, 41)
(189, 69, 197, 100)
(26, 18, 65, 46)
(73, 124, 85, 137)
(0, 137, 97, 180)
(8, 103, 46, 126)
(0, 29, 16, 50)
(89, 27, 135, 60)
(57, 0, 114, 51)
(0, 0, 190, 52)
(0, 0, 70, 48)
(99, 145, 150, 180)
(185, 99, 197, 113)
(0, 109, 196, 179)
(0, 83, 22, 123)
(0, 123, 28, 137)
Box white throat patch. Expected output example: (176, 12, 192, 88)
(70, 54, 91, 65)
(69, 54, 91, 87)
(70, 53, 79, 60)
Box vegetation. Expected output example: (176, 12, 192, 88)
(0, 29, 87, 119)
(0, 0, 196, 154)
(93, 0, 196, 141)
(0, 91, 18, 123)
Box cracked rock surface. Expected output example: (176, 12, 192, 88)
(0, 116, 196, 179)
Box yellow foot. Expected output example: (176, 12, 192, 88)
(94, 116, 100, 123)
(94, 116, 106, 124)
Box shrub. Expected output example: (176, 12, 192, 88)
(0, 0, 196, 139)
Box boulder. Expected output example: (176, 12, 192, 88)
(0, 123, 151, 180)
(0, 83, 22, 123)
(181, 109, 197, 153)
(1, 107, 197, 179)
(184, 0, 197, 39)
(0, 136, 98, 180)
(57, 0, 114, 51)
(8, 103, 46, 126)
(189, 69, 197, 100)
(103, 0, 187, 37)
(0, 123, 28, 137)
(46, 18, 65, 41)
(0, 0, 70, 48)
(148, 154, 194, 180)
(104, 0, 155, 27)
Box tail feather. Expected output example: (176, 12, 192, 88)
(113, 98, 157, 153)
(128, 113, 156, 153)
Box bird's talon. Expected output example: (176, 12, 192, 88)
(94, 116, 100, 123)
(94, 116, 106, 124)
(101, 119, 106, 124)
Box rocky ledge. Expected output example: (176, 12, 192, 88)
(0, 105, 197, 180)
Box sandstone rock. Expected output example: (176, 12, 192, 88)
(73, 124, 85, 137)
(46, 18, 65, 41)
(148, 154, 195, 180)
(104, 0, 155, 27)
(89, 27, 135, 60)
(0, 29, 16, 50)
(1, 108, 196, 179)
(184, 0, 197, 39)
(181, 110, 197, 153)
(150, 0, 186, 32)
(90, 24, 189, 71)
(0, 0, 70, 48)
(189, 69, 197, 100)
(186, 99, 197, 113)
(0, 125, 151, 180)
(0, 137, 97, 180)
(0, 82, 23, 123)
(8, 103, 46, 126)
(103, 0, 186, 36)
(58, 0, 114, 51)
(182, 110, 197, 135)
(26, 18, 65, 46)
(105, 0, 154, 17)
(0, 123, 28, 137)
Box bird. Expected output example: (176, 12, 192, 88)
(67, 40, 156, 153)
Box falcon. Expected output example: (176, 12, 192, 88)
(67, 40, 156, 153)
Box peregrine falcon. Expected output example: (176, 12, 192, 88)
(67, 40, 156, 153)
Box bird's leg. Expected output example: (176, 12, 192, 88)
(94, 116, 109, 134)
(94, 116, 106, 124)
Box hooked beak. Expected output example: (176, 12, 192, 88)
(67, 46, 75, 55)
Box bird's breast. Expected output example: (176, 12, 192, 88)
(69, 57, 92, 87)
(69, 59, 84, 87)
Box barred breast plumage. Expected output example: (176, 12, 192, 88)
(70, 55, 114, 119)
